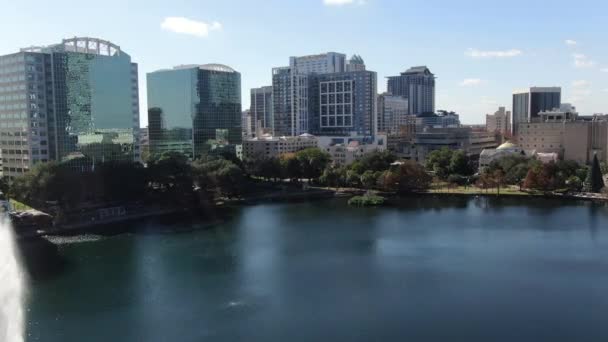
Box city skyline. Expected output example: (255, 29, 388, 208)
(2, 0, 607, 126)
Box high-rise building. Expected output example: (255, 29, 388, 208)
(147, 64, 241, 158)
(486, 106, 512, 137)
(272, 52, 347, 137)
(250, 86, 273, 134)
(308, 70, 378, 137)
(290, 52, 346, 74)
(0, 37, 140, 179)
(416, 111, 460, 129)
(387, 66, 435, 115)
(241, 110, 254, 139)
(512, 87, 561, 135)
(346, 55, 366, 72)
(377, 93, 409, 134)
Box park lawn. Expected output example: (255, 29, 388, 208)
(429, 184, 532, 196)
(10, 199, 33, 212)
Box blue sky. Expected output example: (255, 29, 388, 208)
(2, 0, 607, 125)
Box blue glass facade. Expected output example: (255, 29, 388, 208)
(52, 49, 138, 164)
(0, 37, 140, 178)
(147, 64, 241, 159)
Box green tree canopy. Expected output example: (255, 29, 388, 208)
(380, 161, 432, 193)
(426, 148, 474, 179)
(295, 148, 331, 181)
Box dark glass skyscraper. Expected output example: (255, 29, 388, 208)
(387, 66, 435, 115)
(0, 37, 139, 178)
(147, 64, 241, 158)
(512, 87, 561, 135)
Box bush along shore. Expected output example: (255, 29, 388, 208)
(348, 194, 386, 207)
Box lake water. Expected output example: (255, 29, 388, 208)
(25, 197, 608, 341)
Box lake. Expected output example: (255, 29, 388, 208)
(25, 196, 608, 341)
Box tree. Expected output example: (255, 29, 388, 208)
(280, 153, 302, 182)
(601, 162, 608, 175)
(147, 151, 193, 195)
(192, 157, 244, 199)
(425, 148, 453, 179)
(565, 176, 583, 192)
(350, 151, 396, 174)
(586, 154, 605, 193)
(257, 157, 282, 181)
(295, 148, 331, 182)
(492, 169, 506, 195)
(344, 170, 360, 188)
(95, 162, 147, 202)
(380, 161, 432, 193)
(0, 177, 9, 197)
(425, 148, 473, 180)
(319, 166, 343, 188)
(449, 150, 474, 176)
(360, 170, 377, 189)
(523, 163, 558, 192)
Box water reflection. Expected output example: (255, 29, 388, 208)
(24, 197, 608, 342)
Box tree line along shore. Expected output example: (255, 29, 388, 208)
(4, 146, 608, 232)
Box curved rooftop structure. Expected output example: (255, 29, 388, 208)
(169, 63, 237, 73)
(496, 141, 517, 150)
(21, 37, 124, 57)
(199, 63, 237, 73)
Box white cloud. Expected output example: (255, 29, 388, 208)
(460, 78, 484, 87)
(572, 80, 591, 88)
(565, 39, 577, 46)
(603, 89, 608, 93)
(573, 53, 596, 68)
(465, 48, 523, 58)
(161, 17, 222, 37)
(601, 68, 608, 73)
(323, 0, 365, 5)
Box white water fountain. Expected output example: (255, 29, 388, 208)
(0, 220, 25, 342)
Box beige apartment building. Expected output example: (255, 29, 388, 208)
(515, 119, 608, 165)
(242, 133, 318, 159)
(486, 107, 511, 137)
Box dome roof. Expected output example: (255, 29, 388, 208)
(497, 141, 517, 150)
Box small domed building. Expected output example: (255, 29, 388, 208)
(479, 141, 527, 168)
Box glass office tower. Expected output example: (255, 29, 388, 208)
(147, 64, 241, 159)
(48, 38, 140, 165)
(0, 37, 139, 178)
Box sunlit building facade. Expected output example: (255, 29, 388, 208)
(0, 37, 140, 178)
(147, 64, 242, 158)
(308, 70, 378, 137)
